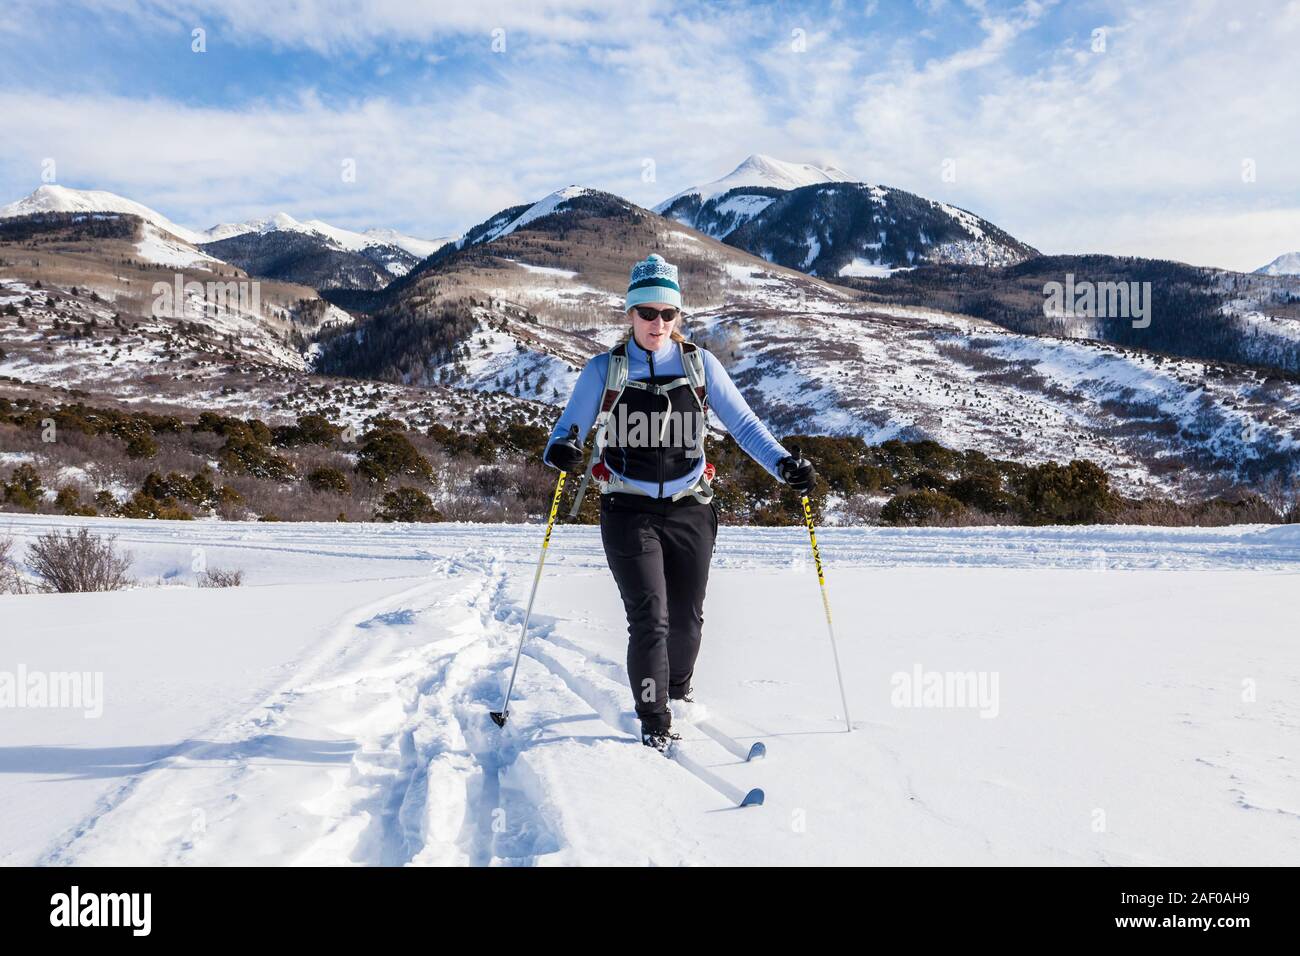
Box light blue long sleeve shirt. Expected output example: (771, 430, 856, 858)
(544, 337, 791, 497)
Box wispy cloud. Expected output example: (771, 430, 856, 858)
(0, 0, 1296, 271)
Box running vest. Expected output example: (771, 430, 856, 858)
(568, 339, 713, 515)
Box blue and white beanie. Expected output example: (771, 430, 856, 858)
(626, 253, 682, 311)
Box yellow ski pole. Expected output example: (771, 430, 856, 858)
(792, 445, 852, 733)
(491, 426, 576, 728)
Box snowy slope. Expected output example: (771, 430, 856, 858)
(134, 220, 224, 268)
(654, 156, 1034, 271)
(2, 514, 1297, 866)
(466, 186, 595, 246)
(0, 186, 225, 267)
(202, 213, 451, 261)
(0, 185, 208, 245)
(0, 186, 451, 276)
(1253, 252, 1300, 276)
(382, 229, 1300, 496)
(690, 300, 1300, 496)
(654, 153, 852, 211)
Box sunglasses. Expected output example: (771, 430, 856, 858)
(633, 306, 681, 322)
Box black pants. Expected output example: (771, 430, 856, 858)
(600, 492, 718, 732)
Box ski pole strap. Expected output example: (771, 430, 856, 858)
(567, 468, 591, 518)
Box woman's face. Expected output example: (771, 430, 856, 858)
(629, 302, 679, 352)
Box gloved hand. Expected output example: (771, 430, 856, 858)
(778, 452, 816, 495)
(544, 437, 585, 473)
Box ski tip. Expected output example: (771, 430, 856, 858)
(489, 711, 508, 729)
(746, 742, 766, 761)
(740, 788, 765, 808)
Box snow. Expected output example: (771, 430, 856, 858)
(654, 154, 853, 211)
(0, 185, 207, 246)
(0, 186, 449, 270)
(801, 232, 821, 270)
(1, 514, 1296, 866)
(362, 228, 455, 260)
(200, 212, 446, 260)
(935, 200, 988, 241)
(134, 222, 221, 268)
(505, 260, 578, 280)
(838, 258, 914, 278)
(479, 186, 592, 243)
(1253, 251, 1300, 276)
(712, 193, 775, 222)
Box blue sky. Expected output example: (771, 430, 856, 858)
(1, 0, 1297, 271)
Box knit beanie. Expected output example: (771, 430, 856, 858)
(625, 253, 682, 310)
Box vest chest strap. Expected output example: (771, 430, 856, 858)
(622, 377, 692, 395)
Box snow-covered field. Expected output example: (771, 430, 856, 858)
(2, 514, 1297, 866)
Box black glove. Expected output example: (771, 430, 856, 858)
(544, 439, 585, 473)
(778, 453, 816, 495)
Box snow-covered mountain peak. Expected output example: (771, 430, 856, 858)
(201, 212, 450, 261)
(0, 184, 207, 245)
(1254, 252, 1300, 276)
(654, 154, 853, 211)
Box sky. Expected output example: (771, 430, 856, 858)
(0, 0, 1297, 272)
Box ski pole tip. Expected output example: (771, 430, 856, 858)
(489, 711, 508, 728)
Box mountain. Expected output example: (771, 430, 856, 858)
(0, 186, 455, 286)
(654, 155, 1036, 276)
(201, 213, 453, 263)
(310, 186, 1300, 499)
(654, 153, 851, 231)
(725, 182, 1037, 276)
(197, 212, 455, 290)
(5, 179, 1300, 503)
(0, 185, 222, 268)
(842, 255, 1300, 376)
(1255, 252, 1300, 276)
(654, 154, 852, 240)
(199, 230, 406, 291)
(358, 227, 453, 260)
(0, 184, 207, 245)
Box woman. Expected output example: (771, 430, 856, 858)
(543, 253, 817, 751)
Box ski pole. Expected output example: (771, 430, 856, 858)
(491, 425, 578, 728)
(791, 444, 852, 733)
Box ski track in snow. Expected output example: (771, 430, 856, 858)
(5, 515, 1298, 866)
(33, 546, 748, 866)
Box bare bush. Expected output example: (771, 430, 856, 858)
(830, 493, 882, 526)
(26, 527, 134, 592)
(0, 535, 29, 594)
(197, 567, 243, 588)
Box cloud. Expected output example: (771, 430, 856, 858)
(0, 0, 1295, 271)
(10, 0, 668, 54)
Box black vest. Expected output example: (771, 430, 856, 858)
(603, 373, 706, 487)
